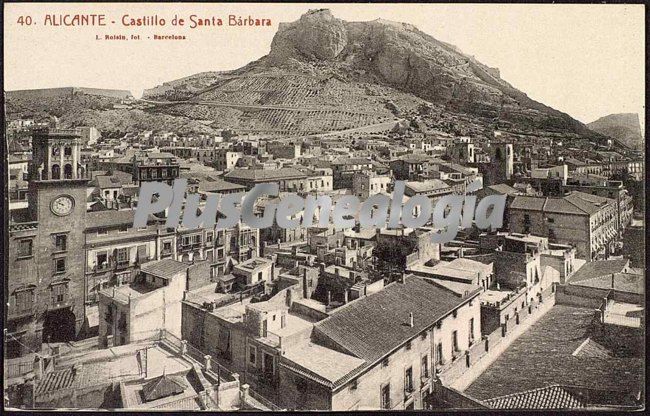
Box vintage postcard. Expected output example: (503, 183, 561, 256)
(3, 2, 645, 411)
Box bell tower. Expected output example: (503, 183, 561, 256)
(25, 128, 89, 343)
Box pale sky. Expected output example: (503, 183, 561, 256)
(4, 3, 645, 125)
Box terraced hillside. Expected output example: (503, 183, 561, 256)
(149, 70, 425, 134)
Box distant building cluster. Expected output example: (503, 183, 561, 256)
(4, 118, 645, 410)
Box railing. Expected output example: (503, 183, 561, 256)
(9, 221, 40, 232)
(5, 359, 33, 378)
(603, 312, 642, 328)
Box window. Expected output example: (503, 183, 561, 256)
(452, 330, 459, 353)
(96, 252, 108, 268)
(18, 239, 33, 258)
(64, 147, 72, 157)
(349, 379, 358, 391)
(248, 345, 257, 366)
(421, 355, 429, 379)
(151, 170, 158, 179)
(97, 228, 108, 236)
(54, 234, 67, 251)
(116, 248, 128, 266)
(469, 318, 475, 343)
(405, 367, 414, 395)
(206, 232, 213, 243)
(436, 343, 443, 365)
(405, 341, 412, 351)
(381, 383, 391, 410)
(382, 357, 389, 367)
(15, 288, 34, 312)
(51, 282, 68, 303)
(54, 258, 66, 274)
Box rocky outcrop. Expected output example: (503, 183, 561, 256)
(587, 113, 643, 150)
(264, 9, 591, 134)
(269, 9, 348, 62)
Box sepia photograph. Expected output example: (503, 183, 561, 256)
(2, 2, 645, 411)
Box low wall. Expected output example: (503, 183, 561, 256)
(440, 287, 555, 388)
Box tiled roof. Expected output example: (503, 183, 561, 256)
(198, 179, 245, 193)
(85, 210, 137, 229)
(313, 276, 471, 372)
(141, 259, 190, 279)
(224, 167, 307, 182)
(510, 192, 613, 216)
(486, 184, 520, 196)
(142, 374, 186, 402)
(485, 385, 588, 409)
(485, 385, 640, 410)
(567, 259, 629, 284)
(95, 175, 124, 189)
(465, 305, 643, 401)
(574, 273, 643, 294)
(392, 154, 432, 164)
(510, 196, 546, 211)
(405, 179, 450, 193)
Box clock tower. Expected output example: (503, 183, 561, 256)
(26, 128, 89, 343)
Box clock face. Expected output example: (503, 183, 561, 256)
(51, 195, 74, 216)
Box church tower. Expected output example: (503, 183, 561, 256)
(25, 128, 89, 344)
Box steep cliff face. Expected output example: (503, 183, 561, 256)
(269, 9, 348, 61)
(262, 9, 590, 134)
(587, 113, 643, 150)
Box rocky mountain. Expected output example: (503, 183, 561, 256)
(141, 9, 594, 137)
(587, 113, 643, 150)
(7, 9, 600, 138)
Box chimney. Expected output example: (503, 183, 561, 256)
(611, 273, 615, 289)
(408, 312, 414, 328)
(335, 267, 340, 276)
(327, 291, 332, 306)
(344, 290, 349, 304)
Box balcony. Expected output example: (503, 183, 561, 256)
(115, 260, 130, 270)
(404, 384, 415, 400)
(49, 295, 72, 311)
(92, 263, 112, 273)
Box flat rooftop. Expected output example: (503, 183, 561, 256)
(479, 289, 513, 305)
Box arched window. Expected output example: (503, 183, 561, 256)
(52, 147, 61, 157)
(51, 164, 61, 179)
(64, 164, 73, 179)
